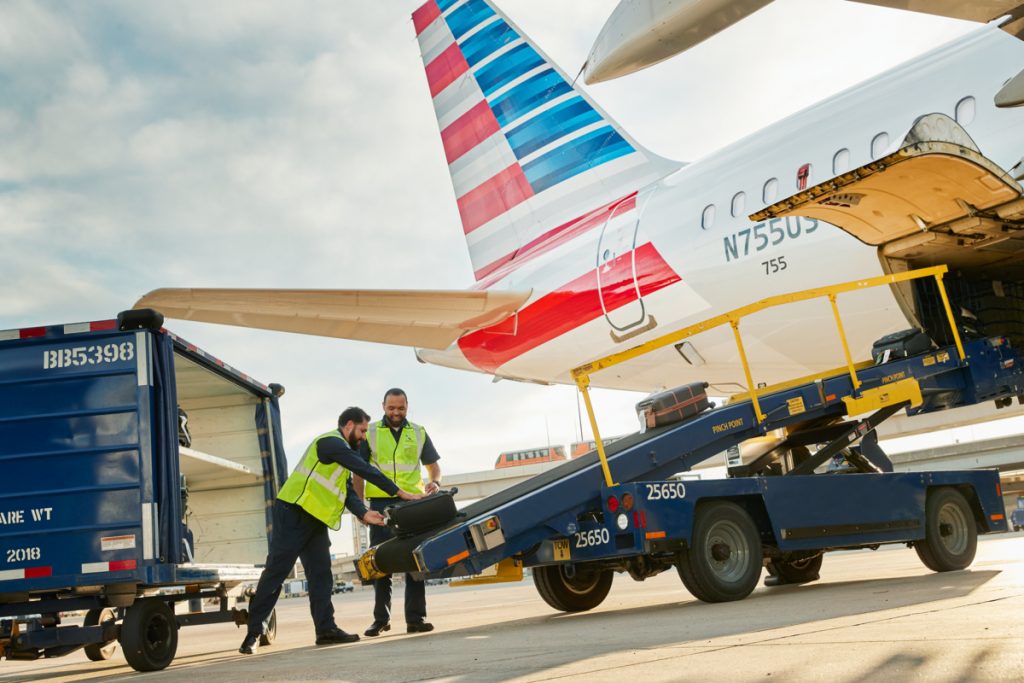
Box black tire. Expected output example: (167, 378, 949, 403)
(677, 501, 762, 603)
(915, 487, 977, 572)
(83, 607, 118, 661)
(533, 564, 613, 612)
(119, 600, 178, 672)
(766, 554, 823, 586)
(258, 609, 277, 646)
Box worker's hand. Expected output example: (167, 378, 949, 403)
(397, 490, 424, 501)
(362, 510, 386, 526)
(424, 481, 441, 495)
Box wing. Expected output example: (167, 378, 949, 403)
(584, 1, 1023, 85)
(134, 288, 531, 350)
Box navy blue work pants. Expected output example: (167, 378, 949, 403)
(247, 500, 337, 637)
(369, 498, 426, 625)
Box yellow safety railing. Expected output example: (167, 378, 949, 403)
(571, 265, 965, 487)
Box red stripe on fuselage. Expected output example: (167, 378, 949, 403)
(458, 242, 680, 373)
(426, 43, 469, 98)
(474, 192, 637, 284)
(412, 1, 441, 35)
(457, 164, 534, 234)
(441, 100, 501, 164)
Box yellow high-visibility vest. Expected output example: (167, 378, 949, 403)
(278, 430, 352, 529)
(364, 420, 426, 498)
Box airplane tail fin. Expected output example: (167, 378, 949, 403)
(413, 0, 680, 281)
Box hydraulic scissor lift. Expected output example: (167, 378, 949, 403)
(357, 265, 1016, 609)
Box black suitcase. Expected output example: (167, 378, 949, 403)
(871, 328, 932, 364)
(636, 382, 709, 429)
(384, 489, 459, 538)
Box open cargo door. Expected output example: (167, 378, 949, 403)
(752, 113, 1024, 346)
(752, 113, 1024, 273)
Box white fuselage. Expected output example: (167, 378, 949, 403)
(419, 23, 1024, 392)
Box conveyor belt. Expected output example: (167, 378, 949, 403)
(460, 423, 676, 519)
(374, 422, 687, 573)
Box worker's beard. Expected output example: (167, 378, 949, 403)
(385, 415, 403, 429)
(345, 432, 360, 449)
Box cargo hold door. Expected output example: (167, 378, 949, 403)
(751, 113, 1024, 279)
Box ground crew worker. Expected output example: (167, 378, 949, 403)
(353, 388, 442, 636)
(239, 407, 422, 654)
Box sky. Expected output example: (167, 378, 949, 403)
(0, 1, 997, 551)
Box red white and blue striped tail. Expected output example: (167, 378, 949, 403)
(413, 0, 680, 281)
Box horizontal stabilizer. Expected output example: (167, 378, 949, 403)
(134, 288, 531, 350)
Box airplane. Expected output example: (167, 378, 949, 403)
(137, 0, 1024, 405)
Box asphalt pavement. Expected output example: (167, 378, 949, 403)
(3, 533, 1022, 682)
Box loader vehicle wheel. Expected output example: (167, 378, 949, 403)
(119, 599, 178, 672)
(915, 487, 977, 572)
(533, 564, 613, 612)
(83, 607, 118, 661)
(259, 609, 277, 646)
(677, 501, 762, 603)
(765, 553, 823, 586)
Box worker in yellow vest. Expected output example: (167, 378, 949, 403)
(239, 407, 422, 655)
(353, 388, 442, 636)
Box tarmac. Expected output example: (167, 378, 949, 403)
(2, 533, 1022, 682)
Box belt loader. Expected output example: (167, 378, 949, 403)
(358, 266, 1013, 610)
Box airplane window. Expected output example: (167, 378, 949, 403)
(701, 204, 715, 230)
(871, 132, 889, 159)
(730, 191, 746, 218)
(762, 178, 778, 204)
(955, 96, 976, 125)
(833, 148, 850, 174)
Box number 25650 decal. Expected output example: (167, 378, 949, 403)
(645, 483, 686, 500)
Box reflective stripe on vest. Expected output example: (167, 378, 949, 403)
(364, 420, 426, 498)
(277, 429, 352, 529)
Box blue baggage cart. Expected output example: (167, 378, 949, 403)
(0, 310, 288, 671)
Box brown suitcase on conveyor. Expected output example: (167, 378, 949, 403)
(636, 382, 710, 429)
(384, 488, 459, 538)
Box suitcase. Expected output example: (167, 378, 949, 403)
(636, 382, 709, 430)
(871, 328, 932, 365)
(384, 489, 459, 538)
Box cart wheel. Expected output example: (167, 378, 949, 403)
(83, 607, 118, 661)
(677, 501, 762, 603)
(119, 600, 178, 672)
(765, 553, 823, 586)
(533, 564, 613, 612)
(915, 487, 977, 572)
(258, 609, 277, 646)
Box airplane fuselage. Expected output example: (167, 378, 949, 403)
(418, 22, 1024, 392)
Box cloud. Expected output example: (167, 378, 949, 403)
(0, 1, 87, 68)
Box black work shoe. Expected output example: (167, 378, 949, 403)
(315, 628, 360, 645)
(238, 633, 260, 654)
(364, 621, 391, 637)
(406, 622, 434, 633)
